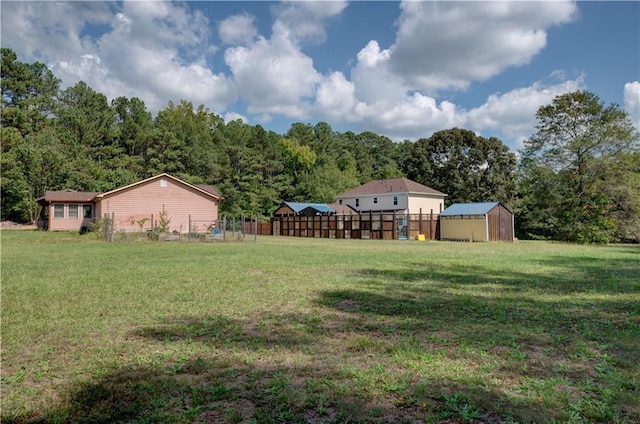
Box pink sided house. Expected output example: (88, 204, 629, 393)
(36, 190, 100, 232)
(37, 174, 223, 233)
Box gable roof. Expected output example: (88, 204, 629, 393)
(196, 184, 222, 198)
(441, 202, 501, 216)
(328, 203, 358, 214)
(97, 173, 222, 200)
(300, 204, 336, 214)
(279, 202, 335, 214)
(336, 177, 446, 198)
(37, 190, 99, 204)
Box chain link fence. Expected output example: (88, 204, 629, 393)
(99, 213, 261, 242)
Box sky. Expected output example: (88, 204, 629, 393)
(1, 1, 639, 151)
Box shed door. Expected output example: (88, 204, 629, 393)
(488, 208, 513, 241)
(499, 210, 513, 241)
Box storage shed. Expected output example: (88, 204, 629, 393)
(440, 202, 514, 242)
(273, 202, 356, 217)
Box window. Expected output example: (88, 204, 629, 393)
(83, 204, 93, 218)
(393, 195, 398, 206)
(373, 197, 378, 204)
(338, 199, 342, 205)
(53, 204, 64, 219)
(160, 178, 168, 187)
(355, 198, 360, 208)
(68, 204, 79, 219)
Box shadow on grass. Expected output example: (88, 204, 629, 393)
(7, 252, 639, 423)
(313, 253, 639, 422)
(364, 255, 640, 294)
(347, 253, 640, 357)
(6, 355, 529, 424)
(137, 313, 319, 350)
(7, 308, 551, 424)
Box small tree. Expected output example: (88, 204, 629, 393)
(157, 205, 171, 233)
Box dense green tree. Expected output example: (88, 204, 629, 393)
(1, 48, 64, 221)
(54, 81, 126, 191)
(283, 122, 363, 202)
(1, 126, 72, 222)
(215, 120, 290, 217)
(298, 159, 360, 203)
(280, 138, 317, 177)
(519, 91, 639, 243)
(148, 100, 224, 179)
(1, 48, 60, 135)
(394, 140, 415, 174)
(516, 159, 563, 240)
(286, 122, 348, 162)
(1, 127, 31, 221)
(112, 96, 154, 175)
(285, 122, 316, 146)
(598, 152, 640, 242)
(342, 131, 403, 182)
(6, 51, 639, 244)
(404, 128, 517, 206)
(248, 125, 291, 215)
(312, 122, 338, 157)
(56, 81, 118, 162)
(278, 137, 316, 202)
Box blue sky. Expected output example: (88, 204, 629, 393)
(1, 1, 638, 151)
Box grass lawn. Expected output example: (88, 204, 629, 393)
(1, 230, 639, 423)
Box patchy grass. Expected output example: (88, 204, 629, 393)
(1, 231, 639, 423)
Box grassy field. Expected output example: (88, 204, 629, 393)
(1, 231, 639, 423)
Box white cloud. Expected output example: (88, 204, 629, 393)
(223, 111, 249, 124)
(325, 0, 581, 146)
(313, 72, 360, 120)
(2, 1, 235, 114)
(271, 1, 348, 45)
(466, 77, 585, 146)
(353, 94, 462, 141)
(0, 0, 595, 150)
(315, 76, 586, 149)
(1, 2, 110, 60)
(213, 1, 350, 121)
(120, 1, 209, 48)
(388, 1, 577, 92)
(219, 13, 258, 46)
(224, 21, 322, 119)
(350, 41, 408, 104)
(624, 81, 640, 131)
(217, 0, 348, 120)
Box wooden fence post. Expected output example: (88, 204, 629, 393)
(392, 210, 396, 240)
(110, 212, 115, 242)
(430, 209, 434, 240)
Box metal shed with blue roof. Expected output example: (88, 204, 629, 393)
(273, 202, 338, 217)
(440, 202, 514, 242)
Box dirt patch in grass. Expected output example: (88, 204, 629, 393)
(0, 221, 37, 230)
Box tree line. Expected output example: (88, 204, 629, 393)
(2, 48, 639, 242)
